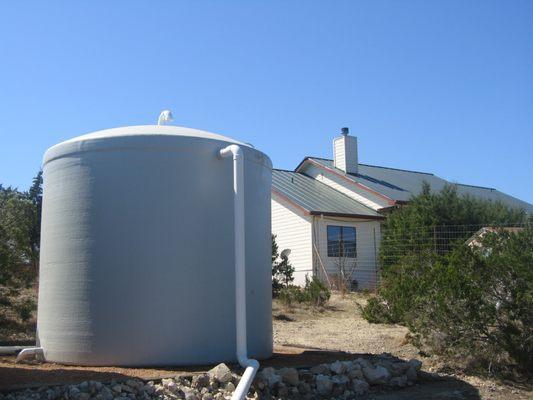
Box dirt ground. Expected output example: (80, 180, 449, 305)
(1, 292, 531, 399)
(273, 293, 532, 400)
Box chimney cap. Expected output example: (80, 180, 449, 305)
(341, 127, 349, 136)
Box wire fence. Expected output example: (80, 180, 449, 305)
(379, 222, 530, 278)
(319, 222, 530, 291)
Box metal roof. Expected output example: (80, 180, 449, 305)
(272, 169, 383, 219)
(301, 157, 533, 213)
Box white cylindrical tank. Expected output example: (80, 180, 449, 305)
(37, 125, 273, 366)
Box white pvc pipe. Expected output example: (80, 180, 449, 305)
(219, 144, 259, 400)
(0, 346, 27, 355)
(15, 346, 44, 362)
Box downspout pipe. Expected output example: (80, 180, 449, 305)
(219, 144, 259, 400)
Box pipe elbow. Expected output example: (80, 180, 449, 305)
(237, 354, 259, 369)
(16, 347, 44, 363)
(219, 144, 242, 159)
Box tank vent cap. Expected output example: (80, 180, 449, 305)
(157, 110, 174, 126)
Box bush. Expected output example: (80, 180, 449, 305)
(415, 228, 532, 373)
(379, 183, 526, 269)
(278, 276, 331, 308)
(363, 250, 441, 323)
(278, 285, 305, 306)
(302, 275, 331, 307)
(363, 185, 531, 374)
(366, 227, 533, 374)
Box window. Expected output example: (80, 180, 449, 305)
(327, 225, 357, 258)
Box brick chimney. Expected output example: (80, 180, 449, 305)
(333, 127, 358, 174)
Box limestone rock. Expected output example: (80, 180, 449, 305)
(309, 364, 329, 375)
(352, 379, 369, 395)
(354, 357, 371, 368)
(389, 375, 408, 388)
(297, 382, 311, 395)
(258, 367, 282, 388)
(329, 360, 347, 375)
(363, 365, 391, 385)
(406, 366, 418, 382)
(348, 368, 364, 380)
(298, 370, 314, 383)
(192, 374, 210, 389)
(315, 375, 333, 396)
(208, 364, 233, 384)
(184, 390, 200, 400)
(278, 367, 299, 386)
(224, 382, 235, 392)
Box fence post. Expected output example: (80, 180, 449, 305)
(373, 227, 378, 288)
(433, 226, 437, 253)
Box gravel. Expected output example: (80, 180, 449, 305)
(0, 355, 422, 400)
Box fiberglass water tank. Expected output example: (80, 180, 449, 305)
(37, 125, 273, 366)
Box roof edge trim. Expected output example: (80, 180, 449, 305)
(271, 188, 311, 216)
(296, 158, 397, 206)
(309, 211, 386, 220)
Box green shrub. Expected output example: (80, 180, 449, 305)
(379, 183, 526, 270)
(302, 275, 331, 307)
(415, 228, 533, 373)
(278, 285, 305, 306)
(278, 276, 331, 308)
(364, 250, 442, 323)
(363, 185, 531, 374)
(366, 227, 533, 374)
(361, 296, 390, 323)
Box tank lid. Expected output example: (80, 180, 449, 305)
(43, 125, 263, 166)
(58, 125, 249, 146)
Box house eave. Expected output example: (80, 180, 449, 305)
(308, 211, 385, 220)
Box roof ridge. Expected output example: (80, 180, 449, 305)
(307, 156, 333, 162)
(307, 157, 434, 176)
(454, 182, 495, 191)
(358, 163, 434, 176)
(273, 168, 298, 173)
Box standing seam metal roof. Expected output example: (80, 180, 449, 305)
(272, 169, 382, 218)
(302, 157, 533, 213)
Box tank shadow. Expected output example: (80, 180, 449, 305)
(0, 365, 133, 392)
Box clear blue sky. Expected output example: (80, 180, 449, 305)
(1, 1, 532, 203)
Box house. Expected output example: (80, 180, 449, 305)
(271, 128, 533, 289)
(466, 227, 525, 249)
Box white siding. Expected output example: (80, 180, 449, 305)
(271, 197, 313, 285)
(302, 163, 388, 210)
(313, 216, 381, 290)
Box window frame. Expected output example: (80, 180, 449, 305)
(326, 225, 357, 258)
